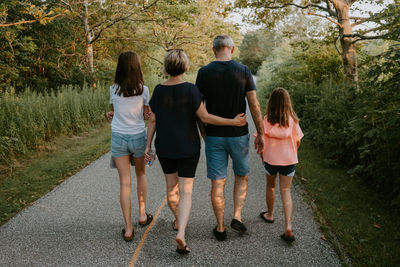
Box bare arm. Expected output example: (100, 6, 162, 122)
(246, 90, 265, 154)
(144, 109, 156, 161)
(143, 105, 150, 120)
(195, 102, 246, 126)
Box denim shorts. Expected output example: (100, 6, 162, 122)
(111, 131, 146, 158)
(205, 134, 250, 180)
(263, 162, 296, 177)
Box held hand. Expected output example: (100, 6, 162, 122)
(144, 146, 152, 162)
(106, 111, 114, 120)
(254, 134, 265, 154)
(233, 113, 246, 126)
(143, 111, 151, 120)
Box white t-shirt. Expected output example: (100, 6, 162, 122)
(110, 84, 149, 135)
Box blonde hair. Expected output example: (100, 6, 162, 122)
(162, 49, 189, 76)
(266, 88, 299, 127)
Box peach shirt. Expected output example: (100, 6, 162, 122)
(255, 116, 304, 166)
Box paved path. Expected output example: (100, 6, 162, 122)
(0, 117, 341, 266)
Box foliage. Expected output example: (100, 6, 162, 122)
(0, 0, 241, 92)
(113, 0, 242, 73)
(257, 39, 400, 204)
(239, 28, 279, 74)
(234, 0, 399, 42)
(0, 83, 109, 171)
(235, 0, 400, 82)
(0, 1, 88, 92)
(0, 0, 62, 27)
(347, 44, 400, 204)
(256, 38, 344, 108)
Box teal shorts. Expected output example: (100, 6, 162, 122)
(205, 134, 250, 180)
(111, 131, 146, 158)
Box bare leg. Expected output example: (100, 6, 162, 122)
(211, 179, 226, 232)
(279, 174, 294, 235)
(233, 174, 248, 222)
(165, 173, 179, 224)
(176, 177, 194, 250)
(133, 157, 147, 222)
(114, 156, 133, 237)
(263, 174, 277, 221)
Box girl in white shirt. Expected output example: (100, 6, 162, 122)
(107, 51, 153, 241)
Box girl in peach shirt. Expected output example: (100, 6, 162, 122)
(258, 88, 303, 242)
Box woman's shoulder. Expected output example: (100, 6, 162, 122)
(110, 83, 119, 90)
(110, 84, 119, 96)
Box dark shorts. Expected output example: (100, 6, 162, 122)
(158, 153, 200, 178)
(263, 162, 296, 177)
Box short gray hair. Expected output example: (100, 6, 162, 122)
(213, 35, 234, 51)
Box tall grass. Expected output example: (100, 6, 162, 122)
(0, 83, 109, 171)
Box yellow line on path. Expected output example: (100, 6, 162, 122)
(129, 196, 167, 267)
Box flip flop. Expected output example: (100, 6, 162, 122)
(176, 245, 190, 254)
(176, 237, 190, 254)
(280, 231, 295, 243)
(260, 211, 274, 223)
(122, 229, 134, 242)
(138, 213, 153, 226)
(172, 220, 178, 231)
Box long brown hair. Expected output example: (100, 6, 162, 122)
(266, 88, 299, 127)
(114, 51, 144, 97)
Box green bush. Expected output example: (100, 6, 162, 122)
(347, 45, 400, 204)
(0, 83, 109, 170)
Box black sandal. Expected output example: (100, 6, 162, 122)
(260, 211, 274, 223)
(138, 213, 153, 226)
(122, 229, 134, 241)
(176, 245, 190, 254)
(280, 231, 295, 242)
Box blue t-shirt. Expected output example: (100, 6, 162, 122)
(149, 82, 204, 158)
(196, 60, 256, 137)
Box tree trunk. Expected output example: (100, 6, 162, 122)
(336, 1, 358, 84)
(86, 43, 94, 74)
(83, 0, 95, 78)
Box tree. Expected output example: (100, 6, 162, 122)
(58, 0, 160, 82)
(103, 0, 242, 72)
(235, 0, 400, 84)
(0, 0, 62, 27)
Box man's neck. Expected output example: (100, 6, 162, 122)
(215, 54, 232, 61)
